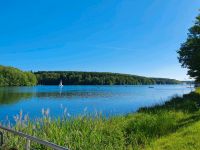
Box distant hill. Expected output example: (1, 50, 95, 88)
(151, 78, 181, 85)
(35, 71, 181, 85)
(0, 65, 181, 86)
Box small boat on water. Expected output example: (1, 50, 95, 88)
(148, 86, 154, 88)
(59, 80, 63, 87)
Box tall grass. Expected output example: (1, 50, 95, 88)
(1, 91, 200, 150)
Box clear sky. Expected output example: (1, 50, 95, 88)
(0, 0, 200, 80)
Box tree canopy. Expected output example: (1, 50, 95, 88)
(35, 71, 180, 85)
(0, 65, 37, 86)
(0, 65, 180, 86)
(178, 13, 200, 83)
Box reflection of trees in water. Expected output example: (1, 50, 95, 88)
(0, 89, 33, 104)
(0, 90, 112, 104)
(36, 92, 114, 99)
(0, 88, 122, 104)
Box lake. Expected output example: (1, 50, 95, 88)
(0, 85, 193, 122)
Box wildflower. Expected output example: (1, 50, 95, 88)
(24, 114, 29, 122)
(19, 109, 23, 120)
(45, 108, 50, 116)
(64, 108, 67, 116)
(42, 108, 45, 115)
(13, 115, 19, 123)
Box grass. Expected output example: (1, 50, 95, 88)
(195, 87, 200, 94)
(1, 90, 200, 150)
(147, 119, 200, 150)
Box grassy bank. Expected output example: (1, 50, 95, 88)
(1, 90, 200, 150)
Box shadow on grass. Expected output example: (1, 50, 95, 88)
(178, 113, 200, 128)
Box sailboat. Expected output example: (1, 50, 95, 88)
(59, 80, 63, 87)
(148, 86, 154, 88)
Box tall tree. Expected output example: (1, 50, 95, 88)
(178, 13, 200, 82)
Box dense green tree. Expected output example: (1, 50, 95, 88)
(178, 13, 200, 83)
(35, 71, 180, 85)
(0, 65, 37, 86)
(0, 65, 180, 86)
(25, 72, 37, 86)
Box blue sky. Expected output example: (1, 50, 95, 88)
(0, 0, 200, 80)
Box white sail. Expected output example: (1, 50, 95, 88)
(59, 80, 63, 87)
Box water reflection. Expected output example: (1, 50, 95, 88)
(0, 86, 117, 104)
(0, 88, 33, 104)
(36, 91, 114, 99)
(0, 85, 194, 121)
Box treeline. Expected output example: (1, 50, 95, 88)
(35, 71, 180, 85)
(0, 65, 180, 86)
(0, 65, 37, 86)
(151, 78, 181, 84)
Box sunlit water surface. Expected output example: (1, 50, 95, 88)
(0, 85, 193, 122)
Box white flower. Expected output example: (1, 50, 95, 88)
(45, 108, 50, 116)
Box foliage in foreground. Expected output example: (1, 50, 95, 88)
(1, 92, 200, 150)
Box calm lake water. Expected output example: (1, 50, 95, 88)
(0, 85, 193, 122)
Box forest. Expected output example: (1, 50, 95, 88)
(0, 65, 181, 86)
(0, 65, 37, 86)
(35, 71, 180, 85)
